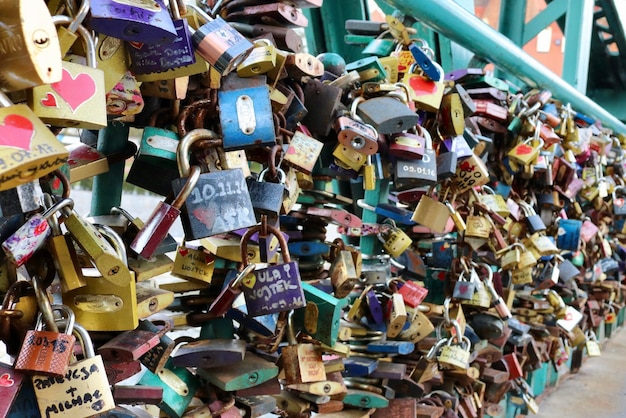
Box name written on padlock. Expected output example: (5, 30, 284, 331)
(172, 170, 256, 237)
(242, 261, 305, 316)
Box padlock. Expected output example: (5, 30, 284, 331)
(130, 165, 200, 259)
(402, 61, 445, 112)
(218, 73, 276, 150)
(412, 193, 449, 233)
(43, 194, 85, 293)
(188, 3, 253, 75)
(171, 242, 214, 283)
(377, 219, 412, 258)
(335, 103, 379, 155)
(465, 212, 491, 239)
(28, 16, 107, 129)
(0, 0, 62, 91)
(237, 38, 277, 77)
(196, 351, 278, 392)
(0, 180, 42, 218)
(355, 95, 419, 134)
(399, 308, 434, 343)
(438, 335, 472, 370)
(386, 292, 407, 338)
(241, 222, 305, 316)
(454, 153, 490, 193)
(89, 0, 177, 43)
(170, 129, 257, 241)
(172, 338, 246, 369)
(15, 304, 76, 376)
(0, 361, 27, 416)
(388, 127, 427, 160)
(294, 282, 348, 347)
(63, 226, 138, 331)
(138, 358, 199, 418)
(329, 239, 359, 298)
(0, 91, 69, 192)
(32, 321, 115, 417)
(209, 264, 256, 317)
(59, 204, 131, 287)
(453, 271, 476, 300)
(281, 311, 326, 385)
(126, 107, 181, 196)
(2, 198, 73, 267)
(332, 143, 367, 172)
(283, 130, 324, 175)
(247, 167, 286, 217)
(0, 280, 38, 356)
(128, 0, 196, 75)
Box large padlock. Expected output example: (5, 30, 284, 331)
(0, 0, 62, 91)
(14, 304, 76, 377)
(241, 223, 305, 317)
(32, 321, 115, 418)
(60, 203, 131, 287)
(28, 16, 107, 129)
(0, 91, 68, 192)
(63, 226, 138, 331)
(2, 198, 73, 267)
(218, 73, 276, 150)
(411, 193, 449, 233)
(170, 129, 257, 240)
(88, 0, 177, 43)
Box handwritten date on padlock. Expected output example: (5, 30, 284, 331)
(241, 261, 305, 316)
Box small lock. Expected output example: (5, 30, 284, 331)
(438, 335, 471, 370)
(377, 220, 412, 258)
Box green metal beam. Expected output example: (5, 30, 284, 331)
(379, 0, 626, 134)
(91, 123, 129, 216)
(522, 0, 567, 44)
(562, 0, 594, 92)
(499, 0, 527, 44)
(588, 88, 626, 122)
(317, 0, 368, 63)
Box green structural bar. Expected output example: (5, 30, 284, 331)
(380, 0, 626, 135)
(90, 123, 129, 216)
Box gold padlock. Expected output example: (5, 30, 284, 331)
(237, 39, 277, 77)
(412, 194, 449, 233)
(378, 219, 412, 258)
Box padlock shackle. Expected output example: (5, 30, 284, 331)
(95, 224, 128, 265)
(51, 16, 96, 68)
(43, 194, 62, 236)
(35, 304, 75, 337)
(177, 129, 223, 177)
(177, 99, 213, 137)
(33, 276, 59, 333)
(55, 319, 95, 358)
(66, 0, 90, 33)
(239, 223, 291, 267)
(172, 165, 201, 209)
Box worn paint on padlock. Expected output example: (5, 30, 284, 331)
(172, 339, 246, 369)
(89, 0, 177, 43)
(282, 343, 326, 384)
(172, 168, 256, 240)
(218, 74, 276, 150)
(196, 352, 278, 392)
(294, 282, 348, 347)
(242, 261, 305, 316)
(138, 360, 198, 418)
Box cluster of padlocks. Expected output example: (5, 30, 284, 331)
(0, 0, 625, 417)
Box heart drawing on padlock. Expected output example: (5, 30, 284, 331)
(408, 76, 438, 96)
(41, 92, 58, 108)
(178, 248, 189, 257)
(51, 68, 97, 112)
(242, 273, 256, 289)
(0, 373, 14, 387)
(0, 114, 34, 150)
(515, 144, 533, 155)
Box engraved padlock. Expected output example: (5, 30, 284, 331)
(438, 335, 471, 370)
(15, 304, 76, 376)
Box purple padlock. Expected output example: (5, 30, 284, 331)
(127, 0, 196, 74)
(89, 0, 177, 43)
